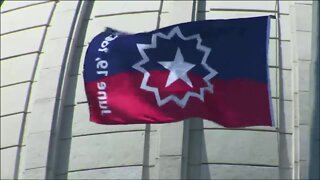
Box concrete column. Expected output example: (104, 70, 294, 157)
(156, 1, 195, 179)
(291, 1, 314, 179)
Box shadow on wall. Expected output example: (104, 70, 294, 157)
(276, 2, 292, 178)
(309, 47, 319, 179)
(309, 1, 320, 178)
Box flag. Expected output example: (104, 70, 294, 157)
(83, 16, 273, 127)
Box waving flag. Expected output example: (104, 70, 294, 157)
(83, 16, 273, 127)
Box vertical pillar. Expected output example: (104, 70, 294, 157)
(309, 1, 319, 179)
(156, 1, 195, 179)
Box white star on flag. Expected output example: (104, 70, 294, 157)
(133, 26, 218, 108)
(158, 48, 195, 87)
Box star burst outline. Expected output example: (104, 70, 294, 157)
(132, 26, 218, 108)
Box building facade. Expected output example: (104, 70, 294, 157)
(0, 1, 317, 179)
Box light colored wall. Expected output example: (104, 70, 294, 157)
(0, 1, 314, 179)
(1, 1, 56, 179)
(290, 1, 314, 179)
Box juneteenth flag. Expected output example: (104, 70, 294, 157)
(83, 16, 273, 127)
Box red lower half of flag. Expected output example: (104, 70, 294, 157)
(84, 71, 273, 127)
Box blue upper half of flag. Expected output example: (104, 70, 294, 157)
(84, 16, 270, 83)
